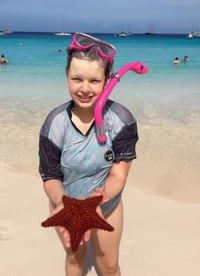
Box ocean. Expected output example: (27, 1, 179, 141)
(1, 32, 200, 125)
(0, 32, 200, 187)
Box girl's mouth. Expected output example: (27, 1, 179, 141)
(78, 95, 93, 103)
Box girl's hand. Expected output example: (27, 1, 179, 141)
(50, 203, 72, 249)
(51, 202, 91, 249)
(57, 227, 91, 249)
(96, 204, 104, 219)
(57, 226, 71, 248)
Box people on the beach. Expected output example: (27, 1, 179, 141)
(39, 32, 138, 275)
(0, 54, 8, 64)
(173, 57, 180, 64)
(183, 55, 190, 62)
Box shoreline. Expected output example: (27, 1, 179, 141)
(0, 119, 199, 203)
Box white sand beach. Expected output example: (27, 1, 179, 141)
(0, 122, 200, 275)
(0, 167, 200, 276)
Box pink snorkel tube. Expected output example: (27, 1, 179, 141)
(94, 61, 148, 144)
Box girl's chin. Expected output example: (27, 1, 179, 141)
(73, 102, 93, 110)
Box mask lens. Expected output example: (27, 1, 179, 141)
(98, 43, 115, 57)
(75, 33, 94, 47)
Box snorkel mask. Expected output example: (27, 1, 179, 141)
(68, 32, 116, 65)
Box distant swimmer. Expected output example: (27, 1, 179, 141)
(173, 57, 180, 64)
(0, 54, 8, 64)
(183, 55, 190, 62)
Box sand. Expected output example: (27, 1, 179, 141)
(1, 171, 200, 275)
(0, 121, 200, 275)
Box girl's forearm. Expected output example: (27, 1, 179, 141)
(43, 179, 66, 207)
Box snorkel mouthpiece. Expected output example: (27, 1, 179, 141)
(94, 61, 148, 144)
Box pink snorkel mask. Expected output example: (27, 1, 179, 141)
(95, 61, 149, 144)
(68, 32, 116, 65)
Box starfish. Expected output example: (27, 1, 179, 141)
(41, 195, 114, 252)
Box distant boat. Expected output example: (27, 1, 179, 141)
(144, 23, 155, 36)
(114, 31, 129, 38)
(0, 29, 13, 35)
(54, 17, 71, 36)
(187, 32, 200, 39)
(144, 32, 155, 35)
(187, 32, 194, 39)
(54, 32, 71, 36)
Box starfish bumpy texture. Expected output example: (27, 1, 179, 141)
(41, 195, 114, 251)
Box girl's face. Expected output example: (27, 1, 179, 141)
(67, 57, 106, 110)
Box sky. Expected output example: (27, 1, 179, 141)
(1, 0, 200, 34)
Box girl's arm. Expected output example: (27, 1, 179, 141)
(94, 160, 132, 202)
(43, 179, 66, 208)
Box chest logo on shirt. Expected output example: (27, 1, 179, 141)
(104, 150, 114, 162)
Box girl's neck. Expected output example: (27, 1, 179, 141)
(72, 105, 94, 123)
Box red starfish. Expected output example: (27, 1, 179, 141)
(41, 195, 114, 251)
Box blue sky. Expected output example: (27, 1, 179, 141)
(1, 0, 200, 33)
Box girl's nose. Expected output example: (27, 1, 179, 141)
(81, 81, 91, 92)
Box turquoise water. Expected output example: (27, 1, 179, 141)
(0, 32, 200, 127)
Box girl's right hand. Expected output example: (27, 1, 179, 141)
(52, 202, 91, 250)
(50, 202, 72, 249)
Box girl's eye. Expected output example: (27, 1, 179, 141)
(91, 79, 101, 83)
(72, 78, 81, 82)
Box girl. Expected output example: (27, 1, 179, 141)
(39, 33, 138, 276)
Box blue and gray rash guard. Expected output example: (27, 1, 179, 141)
(39, 99, 138, 215)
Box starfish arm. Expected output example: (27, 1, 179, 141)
(41, 210, 70, 228)
(82, 208, 114, 231)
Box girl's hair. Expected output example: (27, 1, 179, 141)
(66, 47, 113, 80)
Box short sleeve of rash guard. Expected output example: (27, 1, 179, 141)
(107, 101, 139, 162)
